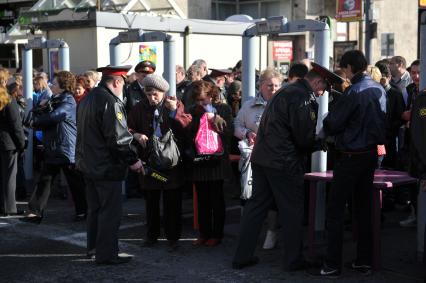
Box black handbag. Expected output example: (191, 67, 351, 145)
(147, 105, 180, 171)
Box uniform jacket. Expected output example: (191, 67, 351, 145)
(324, 73, 386, 152)
(125, 80, 147, 114)
(0, 96, 26, 151)
(234, 93, 267, 139)
(76, 83, 138, 181)
(33, 92, 77, 164)
(188, 103, 234, 182)
(127, 99, 192, 190)
(250, 78, 318, 175)
(409, 91, 426, 179)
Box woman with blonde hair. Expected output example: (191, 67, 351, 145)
(0, 86, 26, 215)
(33, 75, 52, 107)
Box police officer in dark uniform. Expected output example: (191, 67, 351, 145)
(125, 60, 156, 113)
(76, 65, 144, 265)
(310, 50, 386, 278)
(232, 66, 332, 271)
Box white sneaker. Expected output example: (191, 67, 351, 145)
(399, 206, 416, 227)
(263, 230, 277, 249)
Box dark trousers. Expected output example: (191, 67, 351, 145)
(28, 163, 87, 216)
(195, 180, 225, 239)
(325, 151, 377, 269)
(85, 178, 122, 262)
(0, 150, 18, 214)
(145, 189, 182, 242)
(382, 138, 397, 169)
(234, 164, 305, 269)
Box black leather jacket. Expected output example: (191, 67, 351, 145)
(251, 79, 318, 175)
(76, 83, 138, 181)
(409, 91, 426, 179)
(324, 73, 386, 152)
(124, 80, 147, 114)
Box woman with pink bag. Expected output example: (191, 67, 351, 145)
(187, 80, 233, 247)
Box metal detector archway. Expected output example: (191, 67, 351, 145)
(22, 37, 70, 188)
(242, 17, 330, 233)
(109, 29, 176, 97)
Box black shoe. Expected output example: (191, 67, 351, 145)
(141, 238, 158, 247)
(232, 256, 259, 270)
(19, 216, 42, 224)
(167, 241, 179, 252)
(86, 249, 96, 260)
(96, 254, 132, 265)
(285, 259, 320, 272)
(344, 260, 372, 275)
(74, 214, 86, 222)
(307, 264, 341, 279)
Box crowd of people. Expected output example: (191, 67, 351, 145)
(0, 49, 425, 279)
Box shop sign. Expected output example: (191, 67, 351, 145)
(335, 0, 363, 22)
(272, 41, 293, 61)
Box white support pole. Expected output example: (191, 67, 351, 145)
(242, 35, 256, 104)
(312, 26, 330, 233)
(164, 36, 176, 97)
(22, 46, 33, 190)
(109, 36, 122, 66)
(59, 42, 70, 71)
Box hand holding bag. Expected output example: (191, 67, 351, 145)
(195, 113, 224, 156)
(148, 105, 180, 171)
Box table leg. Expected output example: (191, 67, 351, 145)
(308, 181, 318, 259)
(372, 189, 381, 270)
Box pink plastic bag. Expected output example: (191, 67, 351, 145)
(195, 113, 224, 155)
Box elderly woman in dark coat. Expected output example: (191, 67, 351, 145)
(127, 74, 192, 251)
(188, 80, 234, 247)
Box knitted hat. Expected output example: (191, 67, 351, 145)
(142, 74, 170, 92)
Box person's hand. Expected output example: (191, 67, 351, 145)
(247, 131, 257, 145)
(164, 96, 177, 111)
(213, 114, 227, 133)
(39, 99, 48, 106)
(420, 179, 426, 192)
(401, 110, 411, 122)
(130, 159, 145, 174)
(134, 133, 149, 148)
(205, 112, 215, 121)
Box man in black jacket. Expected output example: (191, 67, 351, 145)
(232, 66, 329, 271)
(310, 50, 386, 278)
(76, 65, 143, 265)
(124, 60, 156, 113)
(375, 60, 405, 169)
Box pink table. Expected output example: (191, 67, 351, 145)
(304, 169, 417, 270)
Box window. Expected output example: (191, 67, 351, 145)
(212, 0, 282, 20)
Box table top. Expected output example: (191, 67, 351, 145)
(304, 169, 417, 189)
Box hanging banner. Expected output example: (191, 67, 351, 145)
(139, 44, 157, 65)
(335, 0, 363, 22)
(272, 41, 293, 61)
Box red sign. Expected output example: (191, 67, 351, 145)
(272, 41, 293, 61)
(335, 0, 363, 22)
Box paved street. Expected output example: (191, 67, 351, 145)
(0, 190, 424, 283)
